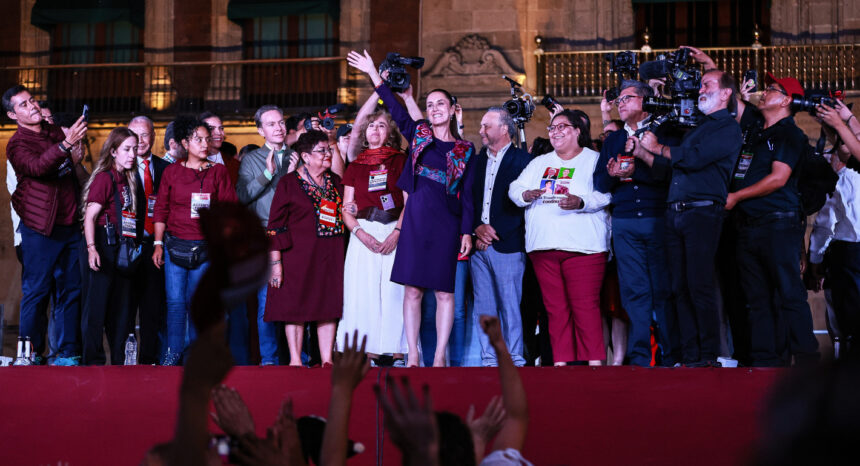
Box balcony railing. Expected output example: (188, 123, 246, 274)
(3, 57, 342, 120)
(536, 44, 859, 99)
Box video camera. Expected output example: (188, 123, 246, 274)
(501, 75, 536, 125)
(604, 51, 639, 102)
(641, 47, 703, 128)
(304, 104, 347, 131)
(790, 89, 842, 116)
(378, 52, 425, 93)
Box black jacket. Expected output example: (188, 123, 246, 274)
(134, 154, 171, 238)
(471, 144, 531, 253)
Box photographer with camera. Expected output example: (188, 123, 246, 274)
(630, 69, 742, 367)
(593, 79, 679, 367)
(817, 99, 860, 162)
(348, 50, 476, 367)
(724, 74, 820, 367)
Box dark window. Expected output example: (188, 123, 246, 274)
(51, 21, 142, 64)
(243, 13, 338, 59)
(634, 0, 770, 49)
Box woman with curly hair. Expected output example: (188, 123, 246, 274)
(79, 127, 139, 365)
(152, 115, 237, 364)
(336, 91, 408, 362)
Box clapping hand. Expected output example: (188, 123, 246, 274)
(211, 385, 255, 437)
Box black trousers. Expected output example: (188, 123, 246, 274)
(716, 213, 751, 365)
(736, 216, 819, 366)
(130, 238, 167, 365)
(80, 230, 134, 365)
(827, 240, 860, 356)
(665, 204, 724, 363)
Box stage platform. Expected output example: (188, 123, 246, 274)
(0, 366, 784, 465)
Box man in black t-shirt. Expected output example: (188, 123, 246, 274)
(725, 73, 820, 367)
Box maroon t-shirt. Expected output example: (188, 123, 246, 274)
(342, 153, 406, 211)
(86, 170, 132, 227)
(153, 162, 238, 240)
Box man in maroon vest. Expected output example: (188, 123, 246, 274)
(4, 85, 88, 365)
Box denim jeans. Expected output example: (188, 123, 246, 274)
(19, 224, 81, 358)
(228, 303, 249, 365)
(256, 285, 280, 365)
(613, 216, 678, 366)
(470, 246, 527, 366)
(420, 260, 478, 366)
(164, 247, 209, 360)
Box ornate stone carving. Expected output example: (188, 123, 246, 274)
(426, 34, 521, 77)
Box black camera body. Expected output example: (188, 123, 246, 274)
(641, 48, 703, 128)
(378, 52, 425, 93)
(604, 51, 639, 103)
(304, 104, 347, 131)
(790, 91, 839, 116)
(504, 97, 536, 124)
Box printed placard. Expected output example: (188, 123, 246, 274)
(121, 211, 137, 238)
(368, 168, 388, 192)
(191, 192, 211, 219)
(319, 199, 339, 228)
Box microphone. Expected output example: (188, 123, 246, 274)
(502, 75, 521, 87)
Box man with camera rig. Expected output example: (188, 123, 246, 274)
(594, 79, 679, 367)
(723, 74, 820, 367)
(628, 70, 742, 367)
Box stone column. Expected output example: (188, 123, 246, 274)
(206, 0, 243, 110)
(143, 0, 176, 113)
(18, 0, 51, 100)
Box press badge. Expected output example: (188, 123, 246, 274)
(380, 193, 396, 211)
(147, 195, 157, 218)
(734, 152, 753, 179)
(319, 199, 338, 228)
(191, 193, 211, 218)
(121, 211, 137, 238)
(368, 168, 388, 192)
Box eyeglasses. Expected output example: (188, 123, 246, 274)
(190, 137, 212, 144)
(763, 85, 788, 96)
(311, 148, 333, 155)
(615, 95, 641, 106)
(547, 123, 574, 133)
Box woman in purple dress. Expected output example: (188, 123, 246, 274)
(348, 50, 475, 367)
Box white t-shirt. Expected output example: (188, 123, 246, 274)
(207, 152, 225, 165)
(508, 148, 611, 254)
(6, 160, 20, 247)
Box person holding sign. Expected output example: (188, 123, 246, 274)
(151, 116, 237, 365)
(336, 96, 409, 362)
(509, 109, 611, 366)
(79, 127, 140, 365)
(266, 130, 345, 367)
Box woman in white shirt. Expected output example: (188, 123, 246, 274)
(508, 109, 611, 366)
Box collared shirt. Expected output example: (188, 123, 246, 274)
(666, 108, 743, 204)
(809, 166, 860, 263)
(136, 154, 155, 186)
(481, 142, 511, 224)
(732, 115, 805, 217)
(624, 116, 650, 137)
(207, 152, 224, 165)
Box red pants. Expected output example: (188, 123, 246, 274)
(530, 250, 607, 362)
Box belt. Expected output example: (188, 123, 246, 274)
(668, 200, 716, 212)
(738, 210, 798, 227)
(356, 206, 401, 224)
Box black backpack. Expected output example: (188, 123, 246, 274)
(797, 135, 838, 216)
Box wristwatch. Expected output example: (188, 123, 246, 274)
(153, 240, 163, 246)
(58, 141, 71, 152)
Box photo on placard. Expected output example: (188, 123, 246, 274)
(554, 180, 570, 195)
(558, 167, 575, 179)
(542, 167, 559, 179)
(540, 179, 555, 195)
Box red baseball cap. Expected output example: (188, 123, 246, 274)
(765, 72, 804, 97)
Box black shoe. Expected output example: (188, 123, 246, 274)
(683, 359, 721, 368)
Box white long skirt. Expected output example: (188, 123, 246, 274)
(336, 218, 407, 355)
